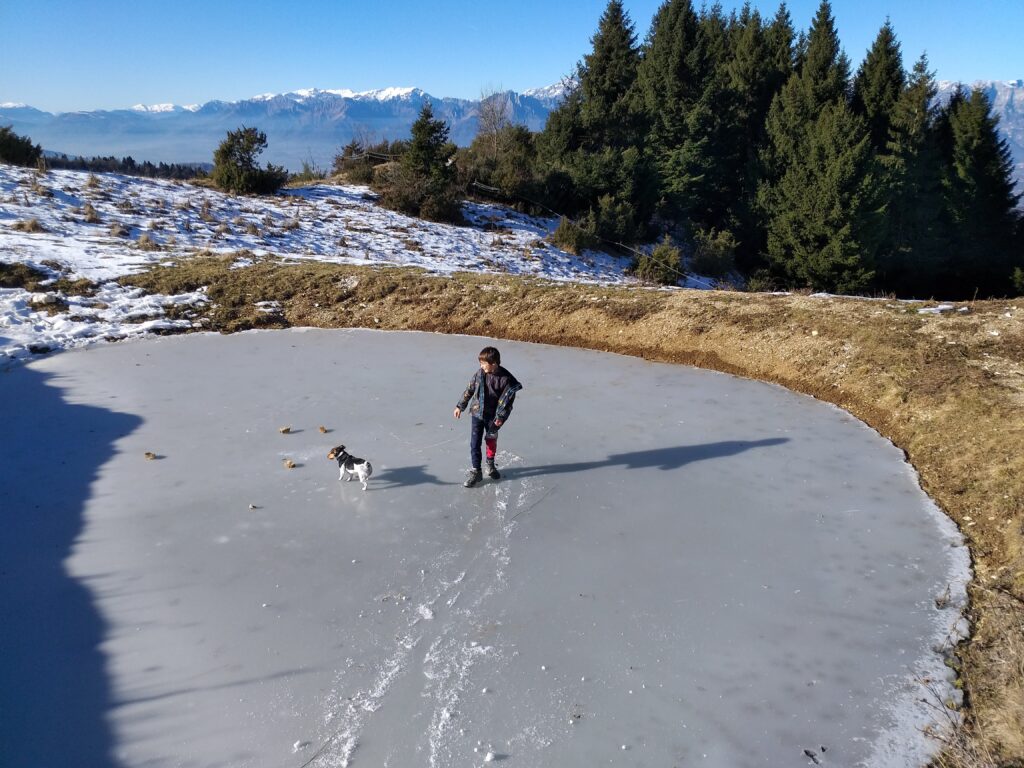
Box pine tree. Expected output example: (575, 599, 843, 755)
(0, 125, 42, 167)
(761, 0, 848, 183)
(759, 0, 872, 289)
(940, 87, 1022, 297)
(851, 21, 905, 152)
(763, 3, 796, 96)
(404, 103, 455, 184)
(379, 103, 461, 221)
(579, 0, 643, 150)
(723, 4, 783, 268)
(633, 0, 702, 155)
(211, 126, 287, 195)
(538, 0, 653, 240)
(766, 101, 884, 292)
(879, 54, 947, 295)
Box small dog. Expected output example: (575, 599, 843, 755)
(327, 445, 373, 490)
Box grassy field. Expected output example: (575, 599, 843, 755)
(113, 254, 1024, 765)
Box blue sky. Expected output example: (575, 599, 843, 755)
(1, 0, 1021, 112)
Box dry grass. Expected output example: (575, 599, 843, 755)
(136, 233, 161, 251)
(11, 218, 47, 233)
(0, 261, 96, 297)
(82, 202, 101, 224)
(117, 255, 1024, 764)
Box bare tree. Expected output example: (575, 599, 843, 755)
(477, 86, 512, 160)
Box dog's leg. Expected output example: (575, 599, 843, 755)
(338, 467, 345, 482)
(359, 468, 369, 491)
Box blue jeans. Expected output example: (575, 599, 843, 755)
(469, 416, 498, 470)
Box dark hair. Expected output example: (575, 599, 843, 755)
(478, 346, 500, 364)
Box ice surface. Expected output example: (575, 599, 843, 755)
(0, 329, 969, 767)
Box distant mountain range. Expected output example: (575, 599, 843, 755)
(1, 80, 1021, 188)
(0, 86, 565, 172)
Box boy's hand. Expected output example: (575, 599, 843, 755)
(492, 419, 503, 428)
(453, 407, 462, 419)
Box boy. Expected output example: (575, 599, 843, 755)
(453, 346, 523, 488)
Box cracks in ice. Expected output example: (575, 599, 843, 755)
(310, 464, 529, 766)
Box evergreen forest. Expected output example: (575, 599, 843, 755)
(455, 0, 1023, 299)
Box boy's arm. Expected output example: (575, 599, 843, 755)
(455, 371, 479, 412)
(493, 380, 523, 426)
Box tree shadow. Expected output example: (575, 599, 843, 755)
(372, 464, 455, 489)
(505, 438, 790, 479)
(0, 359, 142, 768)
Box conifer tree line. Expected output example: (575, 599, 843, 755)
(458, 0, 1023, 299)
(46, 153, 207, 180)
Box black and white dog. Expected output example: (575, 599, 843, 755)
(327, 445, 373, 490)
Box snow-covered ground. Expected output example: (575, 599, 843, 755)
(1, 329, 969, 768)
(2, 165, 700, 366)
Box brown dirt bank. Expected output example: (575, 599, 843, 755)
(125, 255, 1024, 766)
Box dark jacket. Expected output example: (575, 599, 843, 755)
(456, 367, 523, 428)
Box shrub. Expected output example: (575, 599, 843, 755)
(633, 236, 682, 285)
(12, 218, 46, 233)
(745, 269, 777, 293)
(1013, 267, 1024, 296)
(334, 138, 407, 185)
(689, 228, 738, 278)
(289, 155, 327, 185)
(550, 216, 597, 255)
(211, 126, 287, 195)
(589, 194, 638, 244)
(0, 125, 42, 167)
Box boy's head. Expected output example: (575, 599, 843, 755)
(478, 346, 500, 373)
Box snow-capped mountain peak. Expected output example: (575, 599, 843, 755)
(250, 86, 423, 104)
(130, 103, 181, 113)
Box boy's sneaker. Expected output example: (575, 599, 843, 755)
(484, 461, 501, 480)
(463, 469, 483, 488)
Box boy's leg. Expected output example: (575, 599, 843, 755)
(469, 417, 485, 470)
(465, 417, 485, 488)
(484, 434, 499, 479)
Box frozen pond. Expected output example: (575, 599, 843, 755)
(0, 329, 968, 768)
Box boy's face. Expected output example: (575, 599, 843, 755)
(479, 359, 499, 374)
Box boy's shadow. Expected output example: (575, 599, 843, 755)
(373, 464, 455, 488)
(506, 438, 789, 479)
